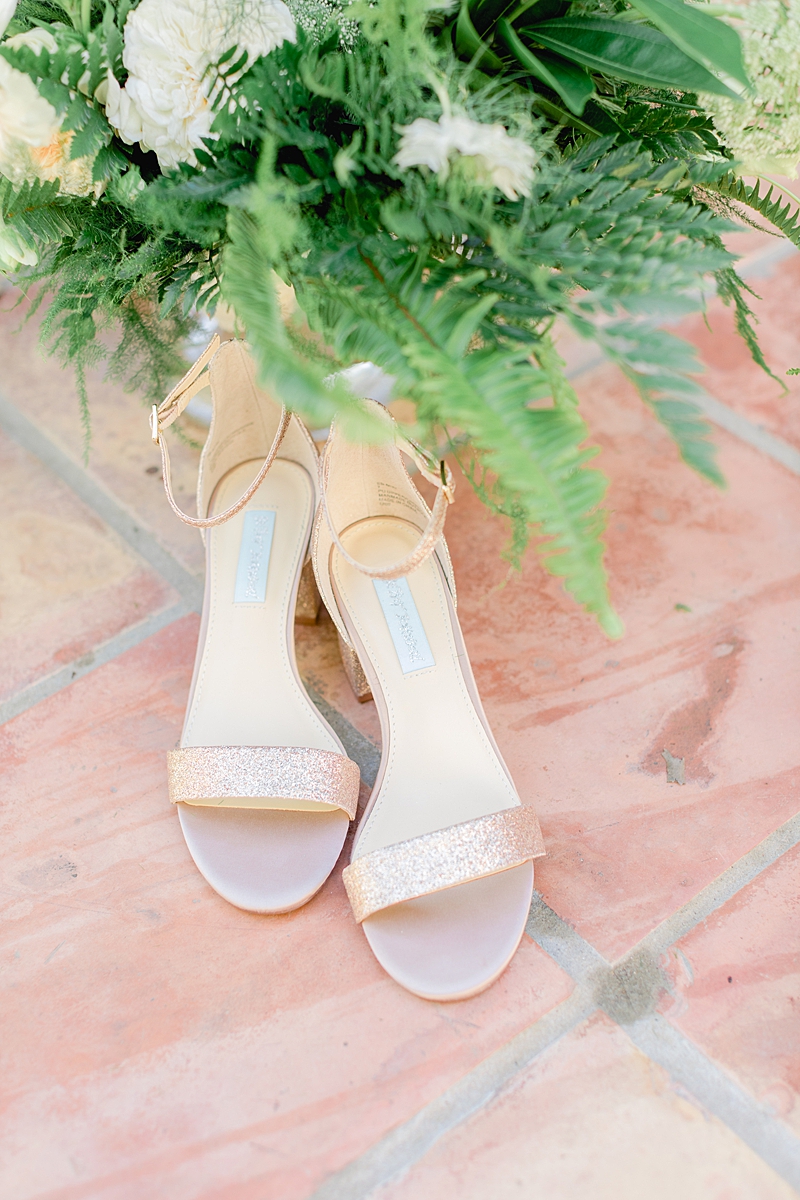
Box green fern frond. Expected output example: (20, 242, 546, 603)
(577, 317, 725, 487)
(714, 264, 782, 387)
(222, 205, 384, 439)
(705, 174, 800, 249)
(410, 340, 621, 635)
(1, 177, 78, 246)
(301, 241, 621, 634)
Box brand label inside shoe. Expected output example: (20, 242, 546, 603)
(234, 510, 276, 603)
(373, 578, 435, 674)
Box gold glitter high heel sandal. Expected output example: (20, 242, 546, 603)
(151, 336, 359, 912)
(313, 402, 544, 1000)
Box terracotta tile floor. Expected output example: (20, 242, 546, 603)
(1, 228, 799, 1199)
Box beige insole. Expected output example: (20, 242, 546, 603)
(332, 517, 534, 999)
(179, 458, 350, 913)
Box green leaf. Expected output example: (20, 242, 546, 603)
(91, 142, 127, 182)
(497, 19, 594, 115)
(526, 17, 740, 97)
(62, 94, 91, 134)
(468, 0, 517, 37)
(304, 239, 621, 634)
(627, 0, 750, 93)
(455, 3, 504, 70)
(648, 396, 725, 483)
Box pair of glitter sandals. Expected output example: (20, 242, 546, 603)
(151, 335, 544, 1001)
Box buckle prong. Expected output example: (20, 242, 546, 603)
(440, 460, 454, 504)
(150, 404, 160, 445)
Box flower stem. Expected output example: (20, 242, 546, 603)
(761, 175, 800, 211)
(81, 0, 91, 34)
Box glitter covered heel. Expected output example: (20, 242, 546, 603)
(150, 336, 359, 912)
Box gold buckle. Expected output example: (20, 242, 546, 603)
(150, 404, 160, 445)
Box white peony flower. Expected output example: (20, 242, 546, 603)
(106, 0, 296, 171)
(395, 113, 537, 200)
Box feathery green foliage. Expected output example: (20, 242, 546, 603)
(0, 0, 788, 632)
(704, 173, 800, 250)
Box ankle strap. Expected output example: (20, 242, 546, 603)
(321, 431, 455, 580)
(150, 334, 290, 529)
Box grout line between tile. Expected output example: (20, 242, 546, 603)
(690, 392, 800, 478)
(0, 602, 189, 726)
(565, 357, 800, 477)
(308, 988, 596, 1200)
(0, 392, 204, 612)
(564, 353, 800, 479)
(525, 891, 608, 981)
(638, 810, 800, 958)
(627, 1015, 800, 1191)
(317, 815, 800, 1198)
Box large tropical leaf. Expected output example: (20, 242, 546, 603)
(627, 0, 750, 93)
(455, 3, 504, 70)
(469, 0, 567, 35)
(526, 17, 740, 96)
(497, 19, 594, 115)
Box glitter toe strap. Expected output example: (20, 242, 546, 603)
(167, 746, 360, 818)
(342, 805, 544, 922)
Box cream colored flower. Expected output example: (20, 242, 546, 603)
(106, 0, 296, 171)
(395, 113, 537, 200)
(0, 27, 100, 196)
(702, 0, 800, 178)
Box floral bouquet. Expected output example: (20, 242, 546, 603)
(2, 0, 799, 633)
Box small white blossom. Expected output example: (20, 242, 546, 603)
(106, 0, 296, 171)
(394, 113, 537, 200)
(703, 0, 800, 177)
(0, 29, 100, 198)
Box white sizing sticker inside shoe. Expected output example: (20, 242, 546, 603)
(373, 577, 435, 674)
(234, 510, 276, 603)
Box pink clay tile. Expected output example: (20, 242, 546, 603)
(660, 843, 800, 1137)
(0, 430, 177, 701)
(380, 1013, 797, 1200)
(0, 620, 572, 1200)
